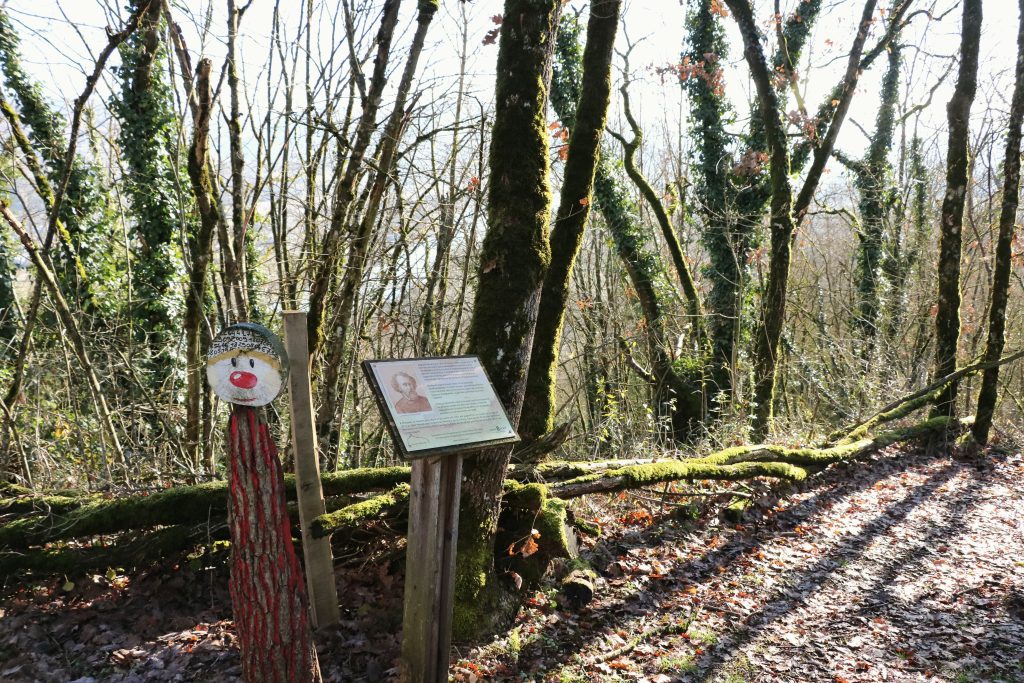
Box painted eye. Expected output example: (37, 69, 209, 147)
(231, 357, 237, 368)
(249, 359, 255, 368)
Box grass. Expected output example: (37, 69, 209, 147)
(657, 653, 696, 673)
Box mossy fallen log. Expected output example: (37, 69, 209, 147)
(0, 522, 226, 576)
(0, 492, 101, 515)
(309, 484, 411, 539)
(1, 417, 964, 554)
(547, 416, 961, 499)
(0, 467, 410, 549)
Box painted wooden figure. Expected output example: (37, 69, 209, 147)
(207, 323, 322, 683)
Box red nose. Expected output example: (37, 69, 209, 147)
(229, 371, 258, 389)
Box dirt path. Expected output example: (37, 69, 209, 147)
(2, 445, 1021, 682)
(462, 446, 1024, 682)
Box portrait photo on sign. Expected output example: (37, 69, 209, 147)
(387, 367, 433, 415)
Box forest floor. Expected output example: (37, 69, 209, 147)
(1, 442, 1022, 682)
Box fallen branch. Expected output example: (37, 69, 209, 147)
(0, 467, 407, 549)
(831, 349, 1024, 443)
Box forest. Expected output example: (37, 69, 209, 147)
(0, 0, 1022, 681)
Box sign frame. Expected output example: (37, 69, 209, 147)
(361, 355, 520, 460)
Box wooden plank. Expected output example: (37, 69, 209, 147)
(282, 311, 340, 628)
(399, 454, 463, 682)
(433, 454, 463, 677)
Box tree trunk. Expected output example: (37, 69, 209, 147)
(227, 407, 321, 683)
(455, 0, 562, 641)
(315, 0, 438, 467)
(931, 0, 982, 418)
(973, 0, 1024, 443)
(727, 0, 876, 439)
(520, 0, 621, 444)
(305, 0, 402, 365)
(685, 0, 823, 412)
(853, 44, 901, 341)
(183, 59, 221, 471)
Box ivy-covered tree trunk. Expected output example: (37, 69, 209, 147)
(111, 0, 186, 388)
(684, 0, 739, 410)
(726, 0, 875, 439)
(0, 9, 114, 313)
(454, 0, 562, 640)
(0, 233, 15, 354)
(684, 0, 822, 413)
(227, 407, 321, 683)
(520, 0, 621, 444)
(973, 0, 1024, 444)
(885, 136, 929, 337)
(546, 14, 701, 442)
(931, 0, 982, 419)
(853, 44, 901, 341)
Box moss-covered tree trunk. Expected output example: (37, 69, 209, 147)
(724, 0, 796, 439)
(973, 0, 1024, 443)
(727, 0, 875, 439)
(853, 44, 901, 341)
(454, 0, 562, 641)
(111, 0, 186, 388)
(519, 0, 621, 444)
(931, 0, 982, 419)
(183, 60, 221, 471)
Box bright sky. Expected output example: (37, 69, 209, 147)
(3, 0, 1020, 186)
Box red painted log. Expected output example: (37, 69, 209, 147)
(228, 406, 322, 683)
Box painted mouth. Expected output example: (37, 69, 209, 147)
(233, 397, 257, 403)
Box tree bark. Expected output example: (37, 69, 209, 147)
(183, 59, 221, 471)
(227, 407, 321, 683)
(315, 0, 438, 466)
(853, 44, 901, 341)
(931, 0, 982, 419)
(455, 0, 562, 641)
(973, 0, 1024, 443)
(520, 0, 621, 444)
(726, 0, 876, 439)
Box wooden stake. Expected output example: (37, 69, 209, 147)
(283, 311, 340, 628)
(401, 455, 463, 683)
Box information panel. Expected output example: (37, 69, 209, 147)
(362, 356, 519, 459)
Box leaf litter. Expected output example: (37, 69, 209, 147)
(1, 444, 1021, 682)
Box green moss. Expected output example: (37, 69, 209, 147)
(309, 484, 409, 539)
(502, 481, 547, 511)
(723, 496, 751, 523)
(573, 518, 601, 537)
(319, 466, 410, 495)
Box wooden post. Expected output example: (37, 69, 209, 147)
(401, 454, 463, 683)
(283, 311, 340, 628)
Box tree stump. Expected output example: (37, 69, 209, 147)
(228, 406, 321, 683)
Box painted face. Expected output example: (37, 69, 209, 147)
(207, 352, 283, 406)
(206, 323, 288, 407)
